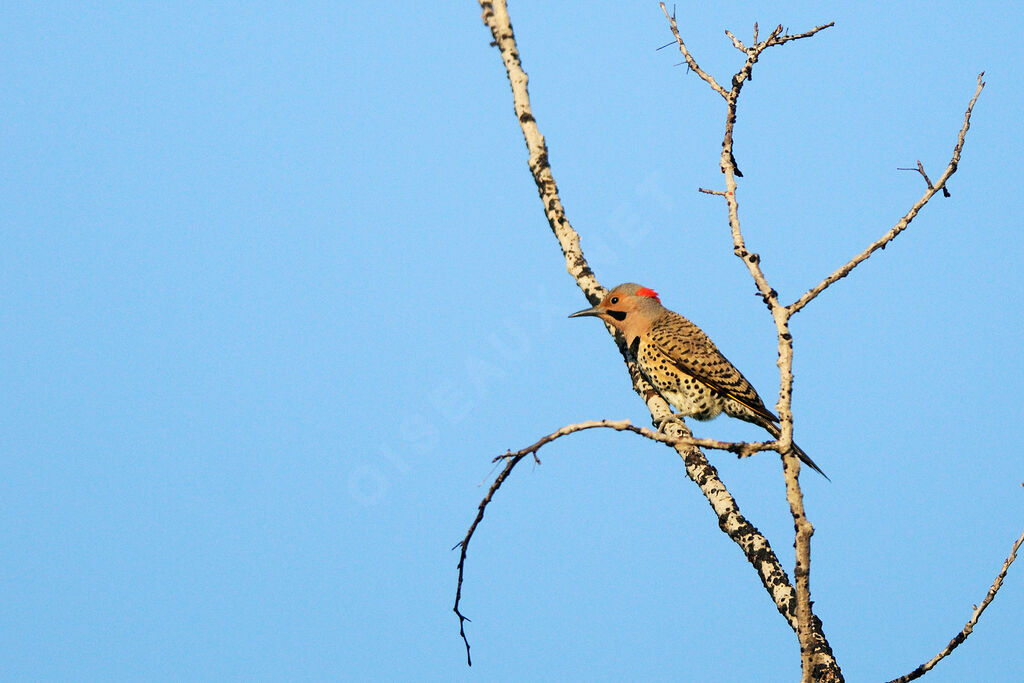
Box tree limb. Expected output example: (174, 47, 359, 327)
(458, 0, 816, 666)
(452, 416, 784, 664)
(887, 528, 1024, 683)
(661, 8, 839, 679)
(660, 4, 729, 98)
(478, 0, 603, 305)
(493, 419, 779, 461)
(789, 73, 985, 316)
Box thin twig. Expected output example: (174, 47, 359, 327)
(914, 160, 934, 189)
(887, 528, 1024, 683)
(452, 450, 526, 666)
(896, 160, 952, 198)
(769, 22, 835, 47)
(494, 418, 779, 462)
(789, 73, 985, 316)
(659, 2, 728, 98)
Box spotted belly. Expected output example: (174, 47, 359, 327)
(636, 340, 727, 421)
(656, 385, 725, 421)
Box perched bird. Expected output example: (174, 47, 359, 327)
(570, 283, 828, 479)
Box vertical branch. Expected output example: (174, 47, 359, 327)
(774, 313, 820, 681)
(662, 9, 839, 680)
(667, 11, 987, 680)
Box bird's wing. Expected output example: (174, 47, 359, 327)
(647, 313, 779, 424)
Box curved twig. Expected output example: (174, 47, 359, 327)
(451, 417, 782, 664)
(452, 451, 526, 666)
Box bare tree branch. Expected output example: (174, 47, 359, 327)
(452, 447, 526, 666)
(660, 3, 729, 98)
(663, 10, 840, 679)
(469, 5, 994, 682)
(477, 1, 604, 305)
(887, 528, 1024, 683)
(694, 66, 988, 681)
(789, 73, 985, 316)
(693, 62, 988, 683)
(459, 2, 821, 665)
(494, 419, 779, 461)
(897, 160, 943, 195)
(771, 22, 836, 47)
(452, 415, 783, 665)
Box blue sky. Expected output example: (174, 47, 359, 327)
(2, 2, 1022, 680)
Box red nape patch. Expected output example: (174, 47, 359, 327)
(636, 287, 660, 302)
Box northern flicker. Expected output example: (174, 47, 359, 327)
(570, 283, 828, 479)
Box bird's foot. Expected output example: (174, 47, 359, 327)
(654, 413, 688, 434)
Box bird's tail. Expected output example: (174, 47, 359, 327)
(763, 422, 830, 481)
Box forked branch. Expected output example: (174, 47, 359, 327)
(459, 1, 817, 667)
(465, 5, 995, 682)
(659, 8, 839, 679)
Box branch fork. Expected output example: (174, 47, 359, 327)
(461, 3, 1008, 680)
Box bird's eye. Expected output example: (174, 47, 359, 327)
(610, 297, 619, 304)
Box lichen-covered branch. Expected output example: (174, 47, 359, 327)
(478, 0, 602, 304)
(887, 528, 1024, 683)
(457, 0, 813, 666)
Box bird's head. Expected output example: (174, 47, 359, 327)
(569, 283, 665, 338)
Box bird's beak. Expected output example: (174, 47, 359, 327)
(568, 305, 603, 319)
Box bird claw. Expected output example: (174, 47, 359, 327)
(654, 413, 687, 434)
